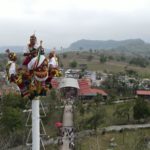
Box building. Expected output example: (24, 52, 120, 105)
(58, 78, 80, 98)
(51, 78, 108, 100)
(78, 79, 107, 100)
(136, 90, 150, 99)
(65, 69, 81, 79)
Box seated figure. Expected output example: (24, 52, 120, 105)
(6, 49, 30, 97)
(46, 50, 62, 89)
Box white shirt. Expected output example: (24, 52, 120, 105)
(8, 61, 16, 75)
(28, 55, 46, 70)
(27, 55, 48, 81)
(48, 57, 58, 68)
(23, 44, 38, 53)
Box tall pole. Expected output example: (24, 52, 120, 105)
(32, 97, 40, 150)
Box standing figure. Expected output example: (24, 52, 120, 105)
(27, 41, 49, 99)
(23, 34, 38, 67)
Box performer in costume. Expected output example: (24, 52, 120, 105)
(27, 41, 49, 98)
(5, 49, 30, 97)
(23, 34, 38, 66)
(5, 36, 60, 100)
(49, 49, 62, 77)
(22, 34, 39, 95)
(46, 49, 62, 88)
(6, 49, 17, 82)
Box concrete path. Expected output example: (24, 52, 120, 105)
(104, 123, 150, 132)
(77, 123, 150, 138)
(63, 105, 73, 127)
(60, 104, 74, 150)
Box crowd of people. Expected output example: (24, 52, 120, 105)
(58, 98, 75, 150)
(5, 34, 61, 100)
(58, 127, 75, 149)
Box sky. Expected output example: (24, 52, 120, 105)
(0, 0, 150, 49)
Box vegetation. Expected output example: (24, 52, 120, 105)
(1, 94, 27, 133)
(0, 90, 63, 149)
(1, 48, 150, 149)
(87, 55, 93, 61)
(113, 103, 132, 123)
(129, 57, 149, 67)
(0, 94, 27, 148)
(59, 51, 150, 77)
(133, 98, 150, 121)
(75, 129, 150, 150)
(69, 60, 78, 68)
(99, 54, 107, 63)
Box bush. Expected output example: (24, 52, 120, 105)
(129, 57, 149, 67)
(69, 60, 77, 68)
(133, 98, 150, 120)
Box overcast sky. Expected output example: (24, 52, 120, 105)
(0, 0, 150, 49)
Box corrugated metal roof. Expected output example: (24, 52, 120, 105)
(58, 78, 80, 89)
(78, 79, 107, 96)
(136, 90, 150, 95)
(79, 88, 107, 96)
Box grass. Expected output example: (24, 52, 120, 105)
(45, 144, 59, 150)
(59, 51, 150, 77)
(76, 128, 150, 150)
(44, 107, 63, 138)
(74, 100, 136, 131)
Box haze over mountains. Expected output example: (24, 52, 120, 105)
(68, 39, 150, 52)
(0, 46, 50, 53)
(0, 39, 150, 53)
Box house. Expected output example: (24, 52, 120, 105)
(136, 90, 150, 99)
(58, 78, 80, 98)
(65, 69, 81, 79)
(78, 79, 107, 100)
(51, 78, 107, 100)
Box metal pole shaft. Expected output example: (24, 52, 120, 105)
(32, 99, 40, 150)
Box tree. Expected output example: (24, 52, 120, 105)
(94, 93, 103, 105)
(87, 55, 93, 61)
(50, 89, 57, 101)
(79, 106, 85, 116)
(87, 107, 105, 132)
(69, 60, 77, 68)
(99, 54, 107, 63)
(125, 69, 138, 77)
(129, 57, 149, 67)
(1, 107, 24, 132)
(62, 53, 67, 58)
(0, 94, 26, 134)
(113, 104, 131, 123)
(120, 55, 126, 61)
(2, 93, 27, 109)
(108, 55, 114, 61)
(133, 98, 150, 120)
(89, 49, 93, 53)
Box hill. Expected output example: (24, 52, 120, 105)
(67, 39, 150, 52)
(0, 46, 24, 53)
(0, 46, 51, 53)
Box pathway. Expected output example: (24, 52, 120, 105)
(60, 103, 74, 150)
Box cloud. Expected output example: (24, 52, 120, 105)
(0, 0, 150, 48)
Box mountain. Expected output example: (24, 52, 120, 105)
(0, 46, 24, 53)
(0, 46, 51, 53)
(67, 39, 150, 52)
